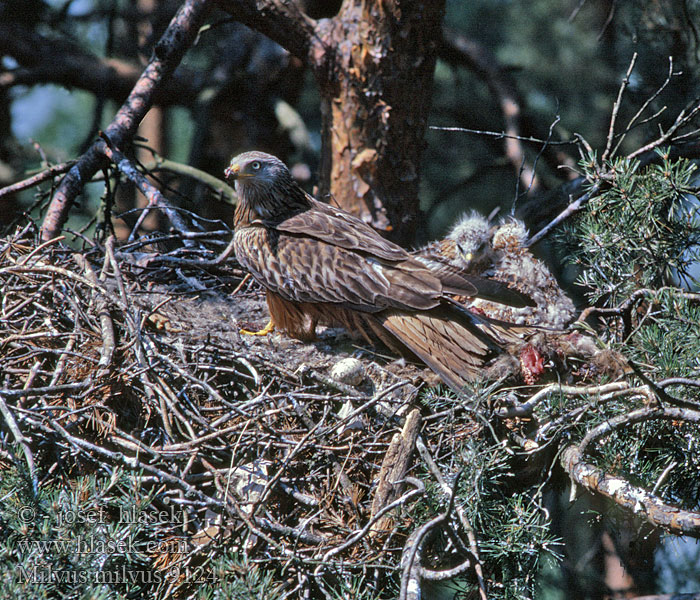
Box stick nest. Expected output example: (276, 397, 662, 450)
(0, 221, 482, 595)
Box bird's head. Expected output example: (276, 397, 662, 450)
(447, 211, 496, 273)
(225, 151, 308, 219)
(225, 151, 289, 192)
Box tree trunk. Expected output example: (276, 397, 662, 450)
(218, 0, 446, 245)
(311, 0, 445, 245)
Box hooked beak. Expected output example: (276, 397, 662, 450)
(224, 163, 240, 181)
(225, 163, 254, 181)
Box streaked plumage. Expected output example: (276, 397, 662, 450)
(225, 152, 534, 391)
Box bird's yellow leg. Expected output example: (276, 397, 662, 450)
(240, 319, 275, 336)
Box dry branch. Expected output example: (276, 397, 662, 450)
(0, 21, 201, 107)
(561, 407, 700, 537)
(0, 220, 447, 593)
(40, 0, 212, 241)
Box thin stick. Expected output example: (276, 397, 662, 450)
(603, 52, 637, 163)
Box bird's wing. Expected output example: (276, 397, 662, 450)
(422, 261, 535, 308)
(381, 309, 499, 390)
(272, 201, 533, 308)
(234, 225, 443, 312)
(273, 198, 408, 262)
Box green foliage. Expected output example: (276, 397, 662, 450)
(414, 152, 700, 599)
(418, 385, 562, 600)
(613, 420, 700, 510)
(548, 151, 700, 591)
(562, 151, 700, 304)
(0, 464, 154, 599)
(454, 441, 561, 600)
(191, 554, 285, 600)
(559, 151, 700, 391)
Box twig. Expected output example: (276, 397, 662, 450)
(0, 393, 38, 495)
(611, 57, 676, 158)
(525, 180, 601, 246)
(0, 162, 76, 200)
(139, 151, 236, 204)
(628, 97, 700, 160)
(497, 381, 631, 419)
(72, 253, 115, 372)
(40, 0, 212, 241)
(658, 377, 700, 389)
(603, 53, 638, 163)
(100, 139, 197, 246)
(430, 125, 575, 146)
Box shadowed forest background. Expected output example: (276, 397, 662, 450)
(5, 0, 699, 242)
(1, 1, 700, 599)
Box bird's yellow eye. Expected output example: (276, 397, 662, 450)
(251, 161, 261, 170)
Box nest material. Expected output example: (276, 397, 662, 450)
(0, 222, 482, 595)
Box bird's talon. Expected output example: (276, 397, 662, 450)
(240, 320, 275, 336)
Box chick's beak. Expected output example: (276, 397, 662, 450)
(225, 163, 240, 181)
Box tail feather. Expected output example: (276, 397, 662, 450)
(380, 307, 503, 391)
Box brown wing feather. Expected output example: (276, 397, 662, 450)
(268, 198, 533, 307)
(274, 198, 408, 261)
(381, 310, 500, 390)
(423, 261, 534, 307)
(413, 246, 535, 307)
(234, 225, 444, 312)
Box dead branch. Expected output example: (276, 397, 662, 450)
(602, 52, 638, 163)
(399, 469, 476, 600)
(525, 180, 601, 247)
(0, 161, 76, 200)
(610, 57, 676, 158)
(0, 21, 201, 107)
(370, 408, 422, 533)
(100, 139, 198, 246)
(628, 97, 700, 160)
(416, 437, 487, 600)
(40, 0, 212, 241)
(561, 406, 700, 537)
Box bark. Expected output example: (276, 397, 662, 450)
(219, 0, 446, 245)
(311, 1, 445, 243)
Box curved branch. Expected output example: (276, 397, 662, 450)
(399, 470, 471, 600)
(0, 22, 201, 107)
(214, 0, 317, 61)
(577, 406, 700, 455)
(561, 407, 700, 537)
(40, 0, 213, 241)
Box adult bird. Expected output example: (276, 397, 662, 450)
(225, 151, 533, 391)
